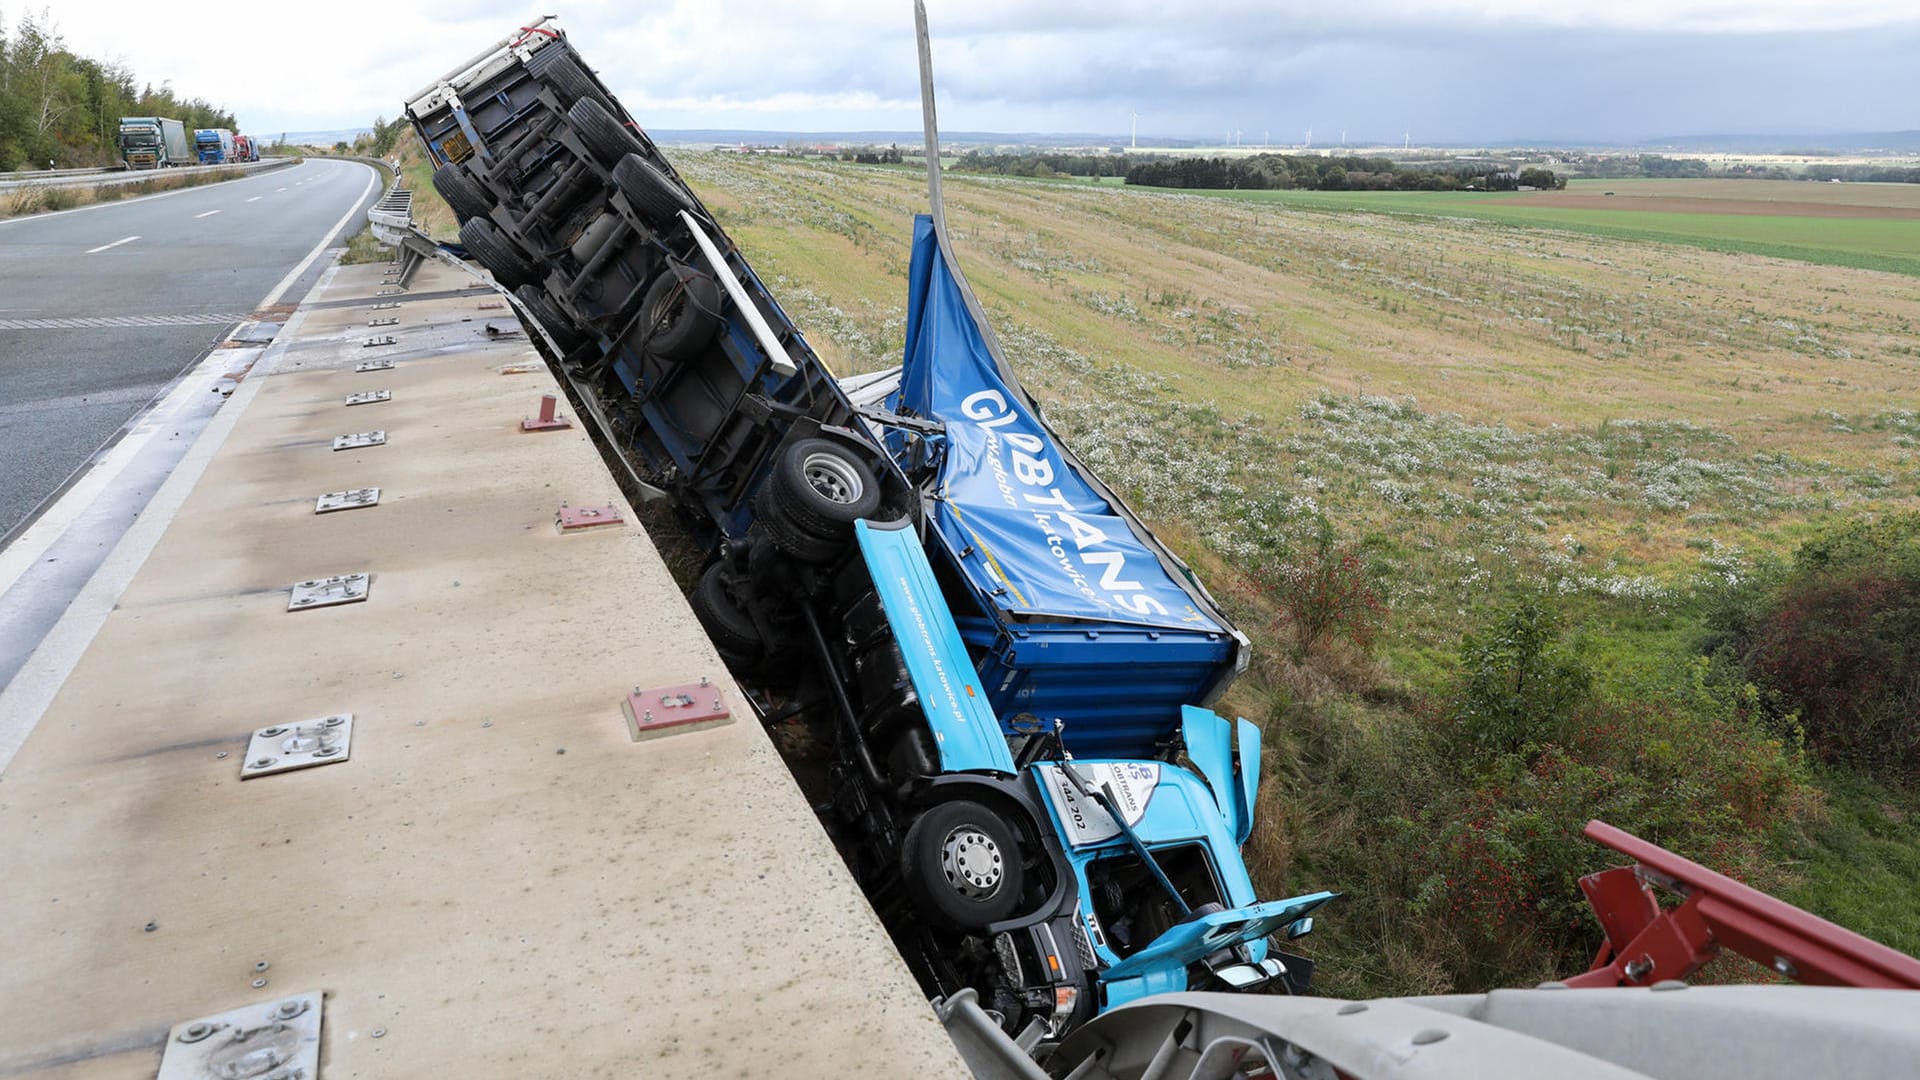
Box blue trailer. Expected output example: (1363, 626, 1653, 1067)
(403, 18, 1323, 1047)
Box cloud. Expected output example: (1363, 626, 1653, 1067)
(31, 1, 1920, 140)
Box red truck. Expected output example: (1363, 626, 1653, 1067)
(232, 135, 258, 163)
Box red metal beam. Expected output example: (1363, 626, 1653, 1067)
(1567, 819, 1920, 989)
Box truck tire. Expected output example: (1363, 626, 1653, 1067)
(539, 54, 602, 109)
(432, 163, 490, 222)
(902, 800, 1026, 930)
(692, 563, 763, 659)
(514, 285, 584, 350)
(612, 153, 695, 226)
(638, 263, 722, 362)
(770, 439, 882, 539)
(567, 98, 643, 167)
(459, 218, 537, 288)
(753, 493, 846, 565)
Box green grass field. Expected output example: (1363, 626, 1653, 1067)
(1134, 183, 1920, 276)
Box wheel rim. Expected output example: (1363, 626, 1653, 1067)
(939, 826, 1004, 900)
(801, 452, 863, 505)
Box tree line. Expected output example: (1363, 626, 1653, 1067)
(1125, 153, 1566, 192)
(0, 11, 237, 170)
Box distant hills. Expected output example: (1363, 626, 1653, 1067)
(645, 128, 1920, 156)
(277, 124, 1920, 156)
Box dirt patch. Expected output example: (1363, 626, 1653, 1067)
(1507, 193, 1920, 219)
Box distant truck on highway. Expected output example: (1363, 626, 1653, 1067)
(194, 128, 235, 164)
(117, 117, 190, 169)
(232, 135, 257, 162)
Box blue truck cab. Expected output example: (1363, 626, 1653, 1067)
(850, 518, 1331, 1035)
(401, 18, 1329, 1049)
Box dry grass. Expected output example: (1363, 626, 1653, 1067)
(0, 164, 277, 220)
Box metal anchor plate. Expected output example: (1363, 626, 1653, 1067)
(344, 389, 391, 406)
(332, 431, 386, 451)
(355, 359, 394, 372)
(370, 301, 400, 310)
(555, 503, 623, 531)
(367, 317, 399, 327)
(242, 715, 354, 778)
(376, 287, 405, 296)
(315, 487, 381, 513)
(288, 573, 370, 610)
(363, 335, 396, 348)
(624, 678, 732, 741)
(158, 992, 323, 1080)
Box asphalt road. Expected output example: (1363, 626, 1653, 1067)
(0, 159, 381, 538)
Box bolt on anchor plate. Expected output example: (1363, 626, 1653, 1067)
(242, 715, 353, 778)
(315, 487, 380, 514)
(344, 389, 391, 406)
(624, 678, 733, 741)
(288, 573, 370, 611)
(158, 992, 323, 1080)
(332, 431, 386, 451)
(556, 503, 623, 531)
(355, 358, 394, 372)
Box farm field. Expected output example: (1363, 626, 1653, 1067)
(659, 152, 1920, 994)
(1141, 178, 1920, 276)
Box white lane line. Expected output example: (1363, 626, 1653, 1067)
(194, 209, 221, 219)
(0, 163, 379, 770)
(84, 235, 139, 254)
(246, 196, 261, 202)
(275, 186, 287, 192)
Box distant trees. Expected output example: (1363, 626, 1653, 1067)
(841, 143, 903, 165)
(1121, 152, 1556, 193)
(0, 11, 236, 169)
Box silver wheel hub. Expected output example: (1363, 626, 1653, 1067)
(802, 452, 863, 505)
(940, 826, 1004, 899)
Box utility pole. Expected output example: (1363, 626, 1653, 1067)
(1130, 110, 1138, 149)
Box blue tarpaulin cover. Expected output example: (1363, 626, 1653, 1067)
(893, 214, 1220, 633)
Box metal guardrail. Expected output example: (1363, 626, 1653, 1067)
(0, 158, 294, 193)
(0, 165, 121, 182)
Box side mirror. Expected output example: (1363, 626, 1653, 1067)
(1286, 917, 1314, 941)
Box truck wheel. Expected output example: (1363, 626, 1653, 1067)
(432, 163, 490, 222)
(612, 153, 695, 226)
(753, 493, 846, 565)
(692, 563, 763, 660)
(459, 218, 537, 288)
(902, 801, 1026, 930)
(514, 285, 584, 350)
(638, 263, 722, 361)
(770, 439, 882, 538)
(539, 55, 603, 109)
(567, 98, 643, 168)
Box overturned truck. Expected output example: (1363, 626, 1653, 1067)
(404, 17, 1331, 1047)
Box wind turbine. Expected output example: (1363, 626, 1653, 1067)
(1405, 130, 1411, 151)
(1304, 127, 1312, 149)
(1130, 110, 1138, 149)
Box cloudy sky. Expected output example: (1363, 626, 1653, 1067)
(32, 1, 1920, 143)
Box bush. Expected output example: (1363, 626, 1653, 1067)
(1251, 518, 1385, 658)
(1450, 596, 1592, 755)
(1715, 513, 1920, 784)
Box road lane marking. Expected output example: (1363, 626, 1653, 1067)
(246, 196, 261, 202)
(194, 210, 221, 218)
(276, 186, 287, 192)
(84, 236, 139, 254)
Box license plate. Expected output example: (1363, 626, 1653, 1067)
(440, 128, 474, 164)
